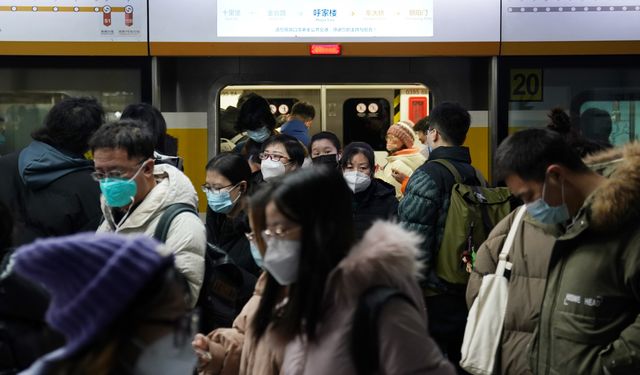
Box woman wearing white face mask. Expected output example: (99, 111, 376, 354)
(204, 153, 261, 278)
(254, 167, 453, 375)
(341, 142, 398, 240)
(258, 134, 306, 181)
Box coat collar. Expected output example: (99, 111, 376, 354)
(582, 142, 640, 233)
(427, 146, 472, 164)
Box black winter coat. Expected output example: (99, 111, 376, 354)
(0, 142, 102, 246)
(206, 208, 261, 277)
(352, 178, 398, 240)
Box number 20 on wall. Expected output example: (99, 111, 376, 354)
(510, 69, 543, 102)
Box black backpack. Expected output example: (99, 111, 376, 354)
(351, 286, 418, 375)
(153, 203, 257, 333)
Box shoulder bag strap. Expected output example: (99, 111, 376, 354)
(495, 206, 527, 277)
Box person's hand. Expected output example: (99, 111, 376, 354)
(391, 169, 407, 184)
(192, 333, 216, 374)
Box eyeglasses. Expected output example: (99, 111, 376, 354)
(261, 226, 300, 239)
(201, 183, 236, 195)
(91, 160, 146, 181)
(259, 152, 289, 163)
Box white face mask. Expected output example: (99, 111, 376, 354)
(134, 334, 197, 375)
(262, 237, 301, 286)
(343, 171, 371, 193)
(261, 159, 286, 180)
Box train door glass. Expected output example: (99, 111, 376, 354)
(342, 98, 391, 151)
(579, 100, 639, 146)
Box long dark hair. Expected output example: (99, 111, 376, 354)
(252, 166, 355, 342)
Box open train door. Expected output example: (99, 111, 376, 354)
(342, 98, 391, 151)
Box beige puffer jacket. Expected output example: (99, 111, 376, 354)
(466, 210, 557, 374)
(97, 163, 206, 305)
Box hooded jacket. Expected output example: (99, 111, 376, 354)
(96, 163, 206, 305)
(282, 221, 455, 375)
(466, 210, 557, 375)
(0, 141, 101, 246)
(530, 142, 640, 375)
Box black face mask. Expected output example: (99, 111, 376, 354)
(312, 154, 339, 168)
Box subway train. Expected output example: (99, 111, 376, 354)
(2, 55, 639, 212)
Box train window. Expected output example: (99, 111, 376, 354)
(579, 100, 639, 147)
(0, 67, 141, 157)
(343, 98, 391, 151)
(219, 84, 428, 154)
(503, 57, 640, 152)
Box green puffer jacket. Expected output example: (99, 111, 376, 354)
(531, 142, 640, 375)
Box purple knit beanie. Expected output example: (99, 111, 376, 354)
(12, 232, 174, 358)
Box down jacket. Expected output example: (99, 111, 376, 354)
(282, 221, 455, 375)
(466, 209, 556, 374)
(97, 163, 206, 305)
(530, 142, 640, 375)
(377, 148, 425, 198)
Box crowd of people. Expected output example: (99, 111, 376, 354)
(0, 93, 638, 375)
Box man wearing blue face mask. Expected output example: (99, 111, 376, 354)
(90, 120, 206, 307)
(495, 128, 640, 375)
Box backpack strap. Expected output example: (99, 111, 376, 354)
(153, 203, 198, 243)
(433, 159, 487, 187)
(352, 286, 418, 375)
(431, 159, 462, 184)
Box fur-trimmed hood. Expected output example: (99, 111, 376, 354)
(588, 142, 640, 232)
(583, 145, 624, 178)
(324, 221, 424, 307)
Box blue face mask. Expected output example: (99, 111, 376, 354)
(99, 162, 146, 208)
(247, 127, 271, 143)
(249, 241, 263, 268)
(206, 186, 240, 214)
(526, 179, 570, 225)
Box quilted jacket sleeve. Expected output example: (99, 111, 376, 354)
(398, 169, 442, 270)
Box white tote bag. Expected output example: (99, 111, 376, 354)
(459, 206, 526, 375)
